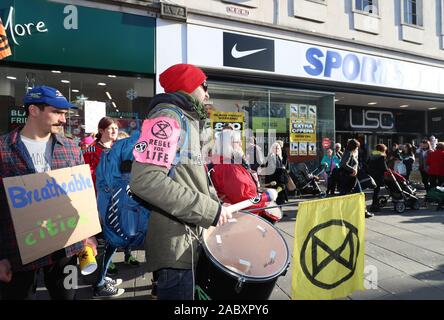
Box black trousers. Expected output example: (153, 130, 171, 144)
(0, 255, 77, 300)
(420, 170, 430, 191)
(371, 186, 381, 207)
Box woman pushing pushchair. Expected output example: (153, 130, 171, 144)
(337, 138, 374, 218)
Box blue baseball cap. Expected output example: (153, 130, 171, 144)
(23, 86, 76, 109)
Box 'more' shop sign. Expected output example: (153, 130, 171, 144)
(3, 164, 102, 265)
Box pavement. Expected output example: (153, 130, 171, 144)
(34, 185, 444, 300)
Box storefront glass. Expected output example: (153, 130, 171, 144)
(208, 82, 335, 171)
(0, 66, 153, 142)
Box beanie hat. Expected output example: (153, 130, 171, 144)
(80, 136, 95, 145)
(159, 64, 207, 94)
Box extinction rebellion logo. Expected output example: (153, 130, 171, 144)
(300, 219, 360, 289)
(151, 120, 173, 139)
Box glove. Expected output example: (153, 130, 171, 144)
(264, 188, 278, 202)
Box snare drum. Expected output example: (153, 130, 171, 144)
(195, 211, 290, 300)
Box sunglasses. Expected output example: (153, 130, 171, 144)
(201, 81, 208, 92)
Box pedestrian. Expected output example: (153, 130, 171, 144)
(426, 142, 444, 188)
(401, 143, 415, 181)
(334, 142, 343, 160)
(387, 143, 402, 169)
(417, 139, 432, 191)
(338, 138, 373, 218)
(264, 141, 288, 205)
(246, 135, 265, 173)
(79, 135, 95, 151)
(82, 117, 119, 188)
(129, 63, 232, 300)
(367, 144, 388, 212)
(0, 86, 97, 299)
(321, 148, 340, 195)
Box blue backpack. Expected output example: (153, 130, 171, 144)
(95, 107, 190, 248)
(96, 132, 150, 248)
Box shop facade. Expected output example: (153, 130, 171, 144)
(157, 17, 444, 170)
(0, 0, 156, 141)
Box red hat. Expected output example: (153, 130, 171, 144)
(159, 64, 207, 94)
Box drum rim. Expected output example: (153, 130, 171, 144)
(201, 213, 290, 281)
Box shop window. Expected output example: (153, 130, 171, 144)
(403, 0, 423, 26)
(355, 0, 379, 15)
(207, 82, 335, 172)
(0, 66, 153, 142)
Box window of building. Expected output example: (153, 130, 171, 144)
(207, 82, 335, 172)
(404, 0, 423, 26)
(355, 0, 379, 15)
(0, 66, 154, 141)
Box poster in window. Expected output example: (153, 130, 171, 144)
(308, 142, 316, 155)
(290, 142, 299, 156)
(299, 142, 307, 155)
(298, 105, 307, 118)
(308, 105, 317, 120)
(290, 104, 299, 118)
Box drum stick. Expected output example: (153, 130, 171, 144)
(239, 200, 300, 213)
(225, 198, 261, 214)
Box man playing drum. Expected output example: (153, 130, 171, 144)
(130, 64, 232, 300)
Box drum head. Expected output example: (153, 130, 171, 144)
(203, 211, 289, 280)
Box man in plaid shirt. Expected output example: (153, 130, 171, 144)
(0, 86, 97, 299)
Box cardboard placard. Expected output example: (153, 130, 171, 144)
(3, 164, 102, 265)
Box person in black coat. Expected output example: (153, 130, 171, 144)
(367, 144, 388, 212)
(339, 138, 374, 218)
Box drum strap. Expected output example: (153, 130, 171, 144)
(184, 224, 202, 301)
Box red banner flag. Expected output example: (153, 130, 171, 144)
(0, 18, 12, 60)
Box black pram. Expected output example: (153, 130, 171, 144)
(292, 163, 325, 197)
(377, 170, 419, 213)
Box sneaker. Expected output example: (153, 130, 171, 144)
(104, 277, 123, 287)
(124, 255, 140, 267)
(106, 262, 118, 276)
(365, 211, 374, 218)
(93, 284, 125, 299)
(150, 280, 157, 300)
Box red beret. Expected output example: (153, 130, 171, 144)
(159, 64, 207, 94)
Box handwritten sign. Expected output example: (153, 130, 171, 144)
(3, 165, 101, 264)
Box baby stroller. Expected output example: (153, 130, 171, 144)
(292, 163, 326, 197)
(424, 186, 444, 211)
(378, 169, 420, 213)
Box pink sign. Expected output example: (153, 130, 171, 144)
(133, 116, 180, 169)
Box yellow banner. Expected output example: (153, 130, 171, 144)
(291, 193, 366, 300)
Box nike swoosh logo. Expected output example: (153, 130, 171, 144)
(231, 43, 267, 59)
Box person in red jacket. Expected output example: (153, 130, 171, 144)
(427, 142, 444, 188)
(209, 126, 279, 223)
(82, 117, 119, 188)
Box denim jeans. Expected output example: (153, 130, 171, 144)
(95, 243, 117, 288)
(155, 268, 193, 300)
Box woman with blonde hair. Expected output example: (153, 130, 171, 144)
(264, 141, 289, 205)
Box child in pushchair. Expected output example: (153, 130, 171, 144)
(291, 163, 326, 197)
(377, 169, 420, 213)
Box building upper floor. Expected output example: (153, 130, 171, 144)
(159, 0, 444, 61)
